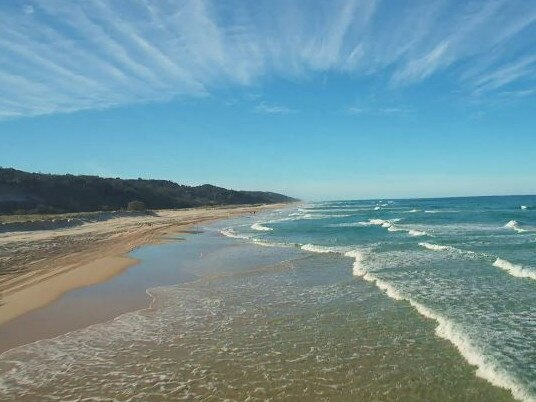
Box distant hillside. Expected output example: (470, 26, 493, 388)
(0, 168, 297, 214)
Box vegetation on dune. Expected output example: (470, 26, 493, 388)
(0, 168, 297, 214)
(126, 200, 147, 211)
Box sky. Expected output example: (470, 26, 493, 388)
(1, 0, 536, 200)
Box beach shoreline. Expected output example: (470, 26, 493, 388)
(0, 204, 287, 329)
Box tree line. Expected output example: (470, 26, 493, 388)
(0, 168, 296, 214)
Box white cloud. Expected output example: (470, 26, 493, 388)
(391, 41, 450, 85)
(498, 88, 536, 98)
(347, 106, 364, 114)
(346, 106, 409, 115)
(472, 56, 536, 93)
(22, 5, 34, 15)
(0, 0, 535, 119)
(255, 102, 296, 114)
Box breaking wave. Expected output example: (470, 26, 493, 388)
(300, 244, 349, 254)
(326, 222, 369, 228)
(364, 219, 428, 237)
(419, 242, 455, 252)
(492, 258, 536, 281)
(251, 223, 273, 231)
(504, 220, 527, 233)
(419, 243, 536, 282)
(408, 229, 427, 237)
(345, 249, 534, 402)
(220, 228, 251, 240)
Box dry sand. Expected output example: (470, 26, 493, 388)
(0, 204, 283, 326)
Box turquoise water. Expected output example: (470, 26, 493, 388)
(225, 196, 536, 400)
(0, 196, 534, 401)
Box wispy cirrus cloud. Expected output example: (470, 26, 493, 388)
(22, 4, 34, 15)
(472, 55, 536, 94)
(254, 102, 296, 114)
(391, 41, 450, 85)
(0, 0, 535, 119)
(347, 106, 410, 115)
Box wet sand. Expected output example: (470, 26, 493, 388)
(0, 204, 286, 352)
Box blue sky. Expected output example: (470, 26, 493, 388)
(1, 0, 536, 200)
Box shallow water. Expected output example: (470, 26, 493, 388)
(0, 196, 534, 401)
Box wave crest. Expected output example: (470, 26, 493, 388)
(493, 258, 536, 281)
(345, 249, 533, 401)
(220, 228, 251, 240)
(251, 223, 273, 231)
(344, 250, 366, 276)
(419, 242, 452, 251)
(504, 220, 527, 233)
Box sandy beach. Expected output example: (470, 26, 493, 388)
(0, 204, 284, 328)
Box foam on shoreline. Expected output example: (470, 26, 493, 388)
(220, 228, 252, 240)
(251, 223, 273, 231)
(301, 244, 348, 254)
(343, 248, 532, 402)
(298, 241, 534, 401)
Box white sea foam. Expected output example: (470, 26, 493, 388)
(220, 228, 251, 240)
(504, 220, 527, 233)
(424, 210, 459, 214)
(365, 219, 428, 237)
(346, 250, 421, 303)
(326, 222, 367, 228)
(493, 258, 536, 281)
(521, 205, 528, 210)
(344, 250, 366, 276)
(368, 218, 386, 226)
(374, 206, 381, 211)
(407, 300, 531, 402)
(292, 213, 352, 221)
(419, 242, 452, 251)
(300, 244, 348, 254)
(251, 223, 273, 232)
(367, 218, 400, 227)
(301, 207, 370, 213)
(270, 209, 352, 223)
(408, 229, 427, 237)
(418, 242, 479, 258)
(402, 209, 419, 213)
(221, 227, 295, 249)
(301, 244, 334, 253)
(251, 239, 292, 248)
(346, 249, 533, 402)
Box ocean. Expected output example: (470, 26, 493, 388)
(0, 196, 534, 401)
